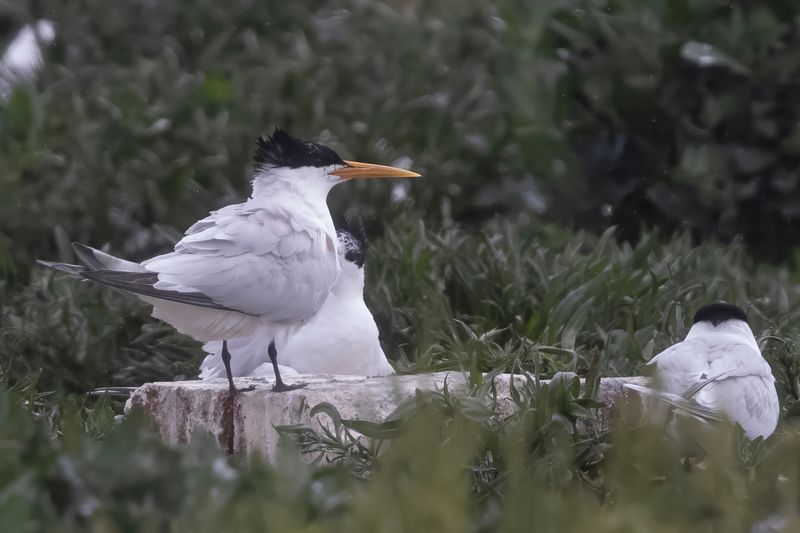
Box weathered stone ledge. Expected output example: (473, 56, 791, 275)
(125, 373, 648, 459)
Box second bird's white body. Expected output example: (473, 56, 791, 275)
(200, 237, 393, 378)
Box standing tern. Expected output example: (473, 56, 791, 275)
(625, 303, 779, 440)
(39, 129, 419, 393)
(199, 226, 393, 379)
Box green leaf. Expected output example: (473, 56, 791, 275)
(341, 418, 403, 440)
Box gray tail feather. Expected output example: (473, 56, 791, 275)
(623, 383, 725, 424)
(38, 242, 131, 275)
(36, 259, 86, 276)
(72, 242, 105, 271)
(71, 242, 145, 272)
(39, 244, 225, 311)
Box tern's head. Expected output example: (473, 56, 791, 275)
(687, 302, 758, 349)
(336, 229, 367, 270)
(251, 129, 420, 196)
(692, 303, 748, 327)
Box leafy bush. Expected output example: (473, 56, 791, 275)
(11, 219, 800, 402)
(540, 1, 800, 260)
(2, 368, 800, 532)
(367, 219, 800, 396)
(5, 0, 800, 291)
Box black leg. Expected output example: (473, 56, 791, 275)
(268, 341, 306, 392)
(221, 339, 255, 394)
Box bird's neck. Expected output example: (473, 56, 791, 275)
(250, 169, 335, 205)
(247, 170, 338, 249)
(331, 263, 366, 298)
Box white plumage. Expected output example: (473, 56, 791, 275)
(38, 129, 418, 392)
(626, 303, 779, 440)
(199, 229, 393, 379)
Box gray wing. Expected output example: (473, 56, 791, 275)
(142, 203, 339, 320)
(623, 383, 727, 423)
(39, 247, 235, 313)
(42, 204, 339, 321)
(79, 269, 239, 312)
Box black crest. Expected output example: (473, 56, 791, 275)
(335, 217, 368, 268)
(253, 128, 346, 170)
(692, 303, 748, 326)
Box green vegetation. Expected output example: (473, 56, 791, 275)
(3, 0, 800, 531)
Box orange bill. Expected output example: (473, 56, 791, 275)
(331, 160, 421, 179)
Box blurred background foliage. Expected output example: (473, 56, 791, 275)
(3, 0, 800, 530)
(2, 0, 800, 386)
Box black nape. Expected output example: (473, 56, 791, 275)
(334, 216, 368, 268)
(336, 230, 367, 268)
(253, 128, 345, 170)
(692, 303, 748, 326)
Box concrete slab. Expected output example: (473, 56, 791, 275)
(125, 373, 649, 459)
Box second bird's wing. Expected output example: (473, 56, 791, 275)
(142, 203, 339, 321)
(623, 383, 726, 423)
(693, 342, 779, 439)
(695, 373, 779, 439)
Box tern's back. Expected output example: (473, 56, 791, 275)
(647, 305, 779, 440)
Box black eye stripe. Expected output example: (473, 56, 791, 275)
(253, 128, 345, 169)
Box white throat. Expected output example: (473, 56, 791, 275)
(331, 261, 366, 298)
(248, 166, 339, 249)
(250, 166, 338, 203)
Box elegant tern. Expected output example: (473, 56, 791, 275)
(39, 129, 419, 393)
(625, 303, 779, 440)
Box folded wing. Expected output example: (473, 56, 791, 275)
(142, 204, 338, 322)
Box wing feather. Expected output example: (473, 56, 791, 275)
(80, 270, 240, 312)
(142, 202, 338, 320)
(696, 374, 779, 439)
